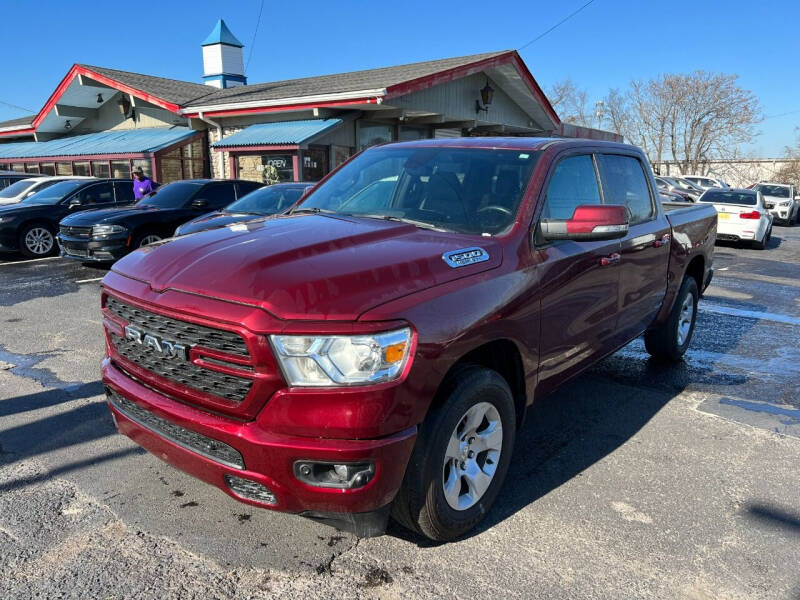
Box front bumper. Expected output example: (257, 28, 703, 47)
(0, 227, 19, 252)
(766, 207, 791, 222)
(102, 359, 417, 528)
(57, 233, 130, 262)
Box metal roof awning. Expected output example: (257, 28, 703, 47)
(211, 119, 343, 150)
(0, 127, 198, 160)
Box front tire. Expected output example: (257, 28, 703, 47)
(19, 223, 56, 258)
(392, 366, 516, 541)
(133, 232, 162, 248)
(644, 276, 699, 361)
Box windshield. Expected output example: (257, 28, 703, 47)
(296, 146, 540, 235)
(137, 181, 203, 208)
(0, 179, 38, 199)
(23, 180, 87, 205)
(699, 191, 757, 205)
(754, 184, 790, 198)
(225, 185, 310, 215)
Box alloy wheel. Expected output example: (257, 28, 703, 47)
(139, 234, 162, 247)
(25, 227, 54, 256)
(442, 401, 503, 511)
(676, 293, 695, 346)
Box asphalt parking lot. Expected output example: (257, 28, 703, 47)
(1, 229, 799, 599)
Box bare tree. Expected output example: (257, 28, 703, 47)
(547, 79, 597, 128)
(775, 127, 800, 187)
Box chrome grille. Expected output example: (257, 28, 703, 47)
(106, 296, 248, 356)
(60, 225, 92, 238)
(111, 334, 252, 402)
(107, 387, 245, 469)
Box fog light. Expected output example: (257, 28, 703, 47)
(225, 474, 277, 505)
(294, 461, 375, 489)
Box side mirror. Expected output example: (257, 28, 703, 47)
(191, 198, 209, 209)
(68, 198, 82, 208)
(540, 204, 629, 241)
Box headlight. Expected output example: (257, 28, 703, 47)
(779, 200, 791, 207)
(270, 328, 412, 387)
(92, 224, 127, 237)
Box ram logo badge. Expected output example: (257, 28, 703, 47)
(442, 247, 490, 268)
(124, 325, 190, 361)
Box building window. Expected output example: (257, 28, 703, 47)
(358, 122, 394, 151)
(399, 126, 429, 141)
(111, 160, 130, 178)
(11, 163, 24, 172)
(132, 159, 152, 178)
(73, 162, 91, 176)
(236, 154, 295, 183)
(91, 161, 110, 178)
(157, 137, 207, 183)
(56, 162, 72, 176)
(25, 164, 40, 174)
(40, 163, 56, 176)
(302, 147, 328, 181)
(332, 145, 352, 169)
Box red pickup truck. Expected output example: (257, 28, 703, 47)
(100, 138, 716, 541)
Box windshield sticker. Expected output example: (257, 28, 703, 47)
(442, 247, 490, 268)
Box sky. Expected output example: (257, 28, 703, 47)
(1, 0, 798, 156)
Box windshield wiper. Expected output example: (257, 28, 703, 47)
(288, 206, 339, 216)
(343, 213, 451, 232)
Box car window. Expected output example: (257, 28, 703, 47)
(541, 154, 601, 220)
(0, 178, 39, 198)
(754, 184, 790, 198)
(74, 182, 114, 205)
(597, 154, 654, 224)
(236, 181, 263, 198)
(199, 183, 237, 209)
(699, 190, 757, 205)
(113, 181, 135, 203)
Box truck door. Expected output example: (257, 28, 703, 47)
(596, 154, 670, 344)
(535, 153, 622, 395)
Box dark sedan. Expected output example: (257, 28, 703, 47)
(174, 182, 313, 236)
(0, 178, 134, 258)
(58, 179, 262, 263)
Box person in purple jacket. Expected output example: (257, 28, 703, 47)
(132, 167, 154, 200)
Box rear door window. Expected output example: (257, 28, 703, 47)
(597, 154, 654, 224)
(113, 181, 135, 203)
(541, 154, 602, 220)
(74, 182, 115, 205)
(199, 182, 237, 209)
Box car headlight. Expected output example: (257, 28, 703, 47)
(270, 328, 412, 387)
(92, 224, 127, 237)
(779, 200, 791, 207)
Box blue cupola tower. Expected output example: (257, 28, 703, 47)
(201, 19, 247, 88)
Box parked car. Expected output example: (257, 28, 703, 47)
(699, 188, 772, 249)
(752, 182, 798, 225)
(0, 176, 94, 206)
(655, 177, 694, 202)
(682, 175, 730, 189)
(0, 170, 35, 191)
(659, 190, 692, 203)
(655, 176, 700, 201)
(100, 138, 716, 541)
(58, 179, 263, 262)
(0, 178, 134, 258)
(175, 182, 313, 236)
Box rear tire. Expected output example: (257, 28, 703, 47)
(752, 231, 767, 250)
(644, 276, 699, 361)
(18, 223, 57, 258)
(391, 366, 516, 541)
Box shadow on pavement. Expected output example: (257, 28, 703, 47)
(0, 384, 116, 466)
(0, 381, 103, 418)
(744, 502, 800, 534)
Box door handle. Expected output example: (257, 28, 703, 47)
(653, 233, 671, 248)
(600, 252, 621, 266)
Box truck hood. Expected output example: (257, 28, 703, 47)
(110, 213, 502, 321)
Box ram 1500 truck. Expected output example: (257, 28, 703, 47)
(100, 138, 716, 541)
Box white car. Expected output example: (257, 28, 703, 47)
(753, 182, 798, 225)
(683, 175, 730, 189)
(0, 176, 94, 206)
(699, 188, 772, 250)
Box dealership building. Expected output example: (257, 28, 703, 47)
(0, 20, 619, 184)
